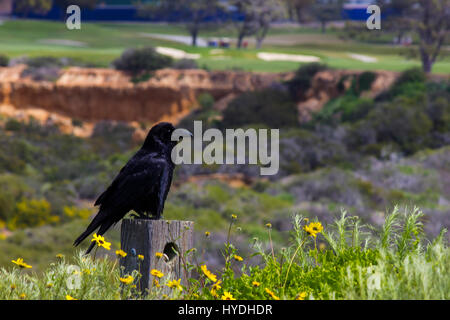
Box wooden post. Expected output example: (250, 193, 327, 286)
(120, 219, 194, 295)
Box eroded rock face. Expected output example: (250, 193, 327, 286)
(0, 65, 404, 132)
(0, 66, 289, 125)
(296, 70, 399, 122)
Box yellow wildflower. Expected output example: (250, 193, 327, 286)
(265, 223, 272, 229)
(167, 279, 183, 291)
(212, 280, 222, 291)
(91, 234, 111, 250)
(150, 269, 164, 278)
(296, 292, 307, 300)
(303, 221, 323, 238)
(66, 295, 77, 300)
(233, 255, 243, 262)
(115, 249, 127, 258)
(10, 284, 16, 290)
(19, 293, 26, 300)
(221, 291, 236, 300)
(252, 281, 260, 287)
(205, 231, 210, 237)
(46, 283, 53, 288)
(119, 275, 134, 285)
(153, 279, 160, 288)
(200, 264, 217, 282)
(11, 258, 32, 269)
(155, 252, 164, 259)
(137, 254, 144, 261)
(56, 254, 64, 259)
(265, 288, 280, 300)
(231, 214, 237, 220)
(310, 222, 323, 233)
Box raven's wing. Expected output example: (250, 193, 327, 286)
(95, 151, 170, 215)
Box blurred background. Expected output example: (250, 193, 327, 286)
(0, 0, 448, 273)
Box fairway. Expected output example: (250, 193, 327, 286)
(0, 19, 449, 73)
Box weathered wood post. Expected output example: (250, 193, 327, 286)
(120, 219, 194, 295)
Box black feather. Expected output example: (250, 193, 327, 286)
(73, 122, 178, 254)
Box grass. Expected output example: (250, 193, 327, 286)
(1, 19, 449, 73)
(0, 206, 447, 300)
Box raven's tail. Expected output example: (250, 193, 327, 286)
(73, 212, 104, 248)
(74, 214, 115, 255)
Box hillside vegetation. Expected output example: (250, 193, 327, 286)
(1, 209, 448, 300)
(0, 65, 448, 276)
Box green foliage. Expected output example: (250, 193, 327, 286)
(376, 67, 427, 101)
(312, 95, 375, 125)
(349, 71, 377, 96)
(112, 47, 173, 77)
(286, 62, 328, 101)
(0, 54, 9, 67)
(197, 93, 215, 111)
(13, 0, 52, 16)
(62, 206, 92, 221)
(7, 199, 58, 230)
(172, 59, 199, 70)
(0, 175, 30, 222)
(181, 207, 448, 300)
(222, 88, 298, 128)
(363, 99, 433, 154)
(0, 208, 447, 300)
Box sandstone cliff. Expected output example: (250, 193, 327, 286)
(0, 66, 289, 125)
(0, 65, 400, 136)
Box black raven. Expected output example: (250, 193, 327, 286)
(73, 122, 192, 254)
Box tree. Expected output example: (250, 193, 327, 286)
(378, 0, 412, 44)
(138, 0, 222, 47)
(230, 0, 284, 49)
(54, 0, 98, 9)
(311, 0, 342, 33)
(254, 0, 286, 48)
(230, 0, 260, 48)
(379, 0, 449, 73)
(53, 0, 98, 19)
(411, 0, 449, 73)
(283, 0, 314, 24)
(13, 0, 52, 17)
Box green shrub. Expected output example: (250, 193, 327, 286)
(286, 63, 328, 101)
(376, 68, 426, 101)
(172, 59, 198, 70)
(312, 95, 375, 124)
(7, 198, 58, 230)
(365, 100, 433, 154)
(112, 47, 172, 76)
(0, 207, 447, 300)
(0, 54, 9, 67)
(349, 71, 377, 96)
(0, 175, 30, 222)
(395, 67, 427, 86)
(197, 93, 215, 111)
(222, 88, 298, 128)
(4, 119, 22, 132)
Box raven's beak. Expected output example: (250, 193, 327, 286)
(172, 128, 193, 143)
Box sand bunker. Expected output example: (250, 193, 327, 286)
(348, 53, 378, 63)
(155, 47, 201, 60)
(38, 39, 88, 47)
(140, 33, 208, 47)
(257, 52, 320, 63)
